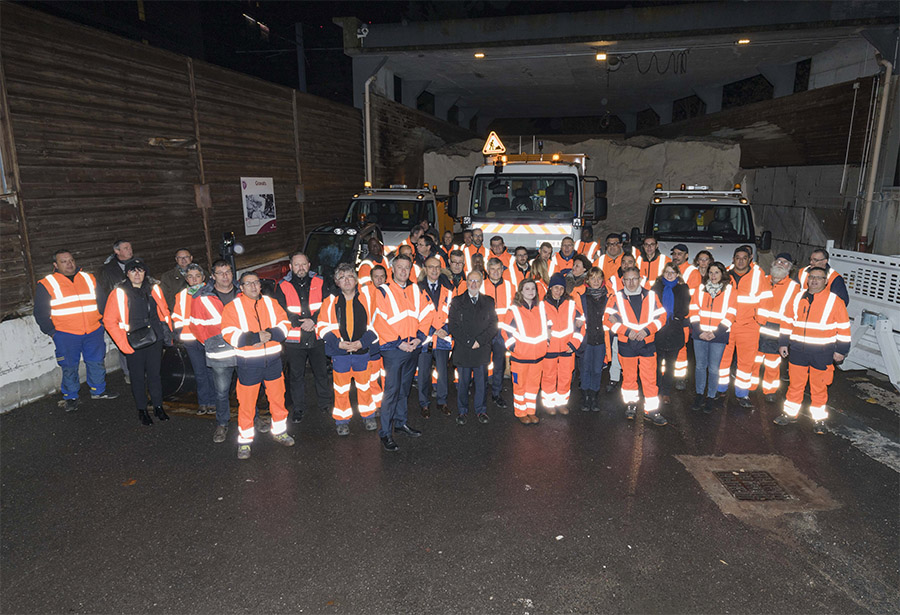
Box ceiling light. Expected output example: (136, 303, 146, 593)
(736, 39, 750, 45)
(474, 52, 485, 59)
(596, 53, 607, 61)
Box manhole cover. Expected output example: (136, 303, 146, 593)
(714, 470, 792, 501)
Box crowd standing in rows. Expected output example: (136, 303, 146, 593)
(34, 223, 852, 458)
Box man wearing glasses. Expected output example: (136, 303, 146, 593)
(637, 235, 670, 288)
(799, 249, 849, 306)
(597, 234, 626, 282)
(774, 266, 851, 434)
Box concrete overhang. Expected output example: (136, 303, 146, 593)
(335, 1, 898, 119)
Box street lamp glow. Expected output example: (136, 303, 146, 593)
(474, 52, 485, 59)
(736, 39, 750, 45)
(596, 53, 607, 61)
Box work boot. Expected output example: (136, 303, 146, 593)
(336, 424, 350, 436)
(456, 414, 467, 426)
(702, 398, 715, 414)
(477, 413, 490, 424)
(420, 404, 431, 419)
(675, 380, 686, 391)
(213, 424, 227, 443)
(237, 444, 251, 460)
(813, 420, 827, 435)
(64, 398, 79, 413)
(691, 394, 704, 412)
(644, 411, 668, 426)
(606, 380, 619, 393)
(736, 396, 754, 409)
(272, 432, 295, 447)
(138, 409, 153, 426)
(592, 393, 603, 413)
(363, 416, 378, 431)
(91, 392, 119, 400)
(625, 404, 637, 420)
(773, 413, 799, 426)
(153, 406, 170, 421)
(291, 410, 303, 424)
(764, 393, 777, 403)
(557, 402, 569, 415)
(581, 391, 592, 412)
(492, 395, 508, 409)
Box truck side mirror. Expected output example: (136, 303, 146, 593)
(758, 230, 772, 252)
(631, 226, 641, 247)
(594, 180, 608, 219)
(448, 180, 459, 218)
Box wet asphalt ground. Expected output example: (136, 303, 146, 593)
(1, 367, 898, 614)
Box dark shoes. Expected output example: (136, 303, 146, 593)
(691, 394, 705, 412)
(394, 423, 422, 437)
(456, 414, 467, 426)
(439, 403, 451, 416)
(702, 398, 714, 414)
(420, 404, 431, 419)
(477, 413, 490, 424)
(64, 398, 79, 413)
(138, 409, 153, 425)
(644, 411, 668, 426)
(492, 395, 508, 409)
(813, 420, 827, 434)
(291, 411, 303, 424)
(736, 396, 754, 409)
(153, 406, 170, 421)
(773, 413, 798, 426)
(606, 381, 619, 393)
(91, 392, 118, 400)
(625, 404, 637, 420)
(662, 395, 671, 405)
(381, 436, 399, 452)
(581, 391, 593, 412)
(764, 393, 777, 403)
(674, 380, 686, 391)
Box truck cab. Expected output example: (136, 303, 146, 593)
(343, 185, 440, 253)
(448, 135, 607, 253)
(632, 184, 771, 264)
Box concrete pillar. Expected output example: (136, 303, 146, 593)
(619, 112, 637, 134)
(352, 55, 388, 109)
(759, 64, 796, 98)
(650, 103, 672, 125)
(434, 94, 459, 123)
(401, 80, 431, 109)
(294, 23, 307, 93)
(693, 85, 723, 113)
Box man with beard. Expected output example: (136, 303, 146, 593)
(757, 253, 801, 402)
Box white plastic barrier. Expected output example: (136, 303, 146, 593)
(826, 240, 900, 392)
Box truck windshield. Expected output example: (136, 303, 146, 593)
(472, 175, 576, 219)
(344, 199, 433, 231)
(650, 203, 752, 242)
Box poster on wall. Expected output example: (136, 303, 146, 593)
(241, 177, 277, 235)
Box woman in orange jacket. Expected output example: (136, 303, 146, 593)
(541, 273, 584, 415)
(104, 259, 173, 425)
(501, 279, 548, 425)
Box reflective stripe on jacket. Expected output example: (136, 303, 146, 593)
(39, 271, 101, 335)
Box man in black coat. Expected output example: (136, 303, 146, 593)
(448, 269, 498, 425)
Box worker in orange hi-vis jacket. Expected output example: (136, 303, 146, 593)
(541, 274, 584, 414)
(757, 253, 802, 402)
(487, 235, 513, 270)
(716, 246, 773, 407)
(500, 278, 548, 425)
(603, 266, 668, 426)
(669, 243, 703, 390)
(774, 266, 851, 434)
(548, 236, 578, 276)
(357, 237, 392, 288)
(574, 225, 601, 263)
(597, 233, 626, 282)
(220, 272, 294, 460)
(636, 234, 671, 289)
(462, 227, 488, 273)
(317, 264, 379, 436)
(507, 246, 532, 286)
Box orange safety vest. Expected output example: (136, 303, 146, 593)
(575, 240, 600, 262)
(729, 264, 773, 326)
(483, 275, 515, 321)
(548, 251, 577, 276)
(638, 253, 671, 288)
(487, 250, 512, 271)
(220, 294, 289, 360)
(799, 266, 840, 293)
(462, 244, 487, 273)
(172, 287, 198, 342)
(544, 298, 583, 354)
(357, 258, 392, 286)
(604, 289, 667, 344)
(103, 284, 171, 354)
(38, 271, 101, 335)
(315, 292, 375, 342)
(782, 290, 851, 356)
(373, 281, 433, 345)
(690, 284, 737, 333)
(758, 276, 801, 341)
(278, 275, 324, 343)
(676, 261, 703, 296)
(501, 302, 549, 361)
(597, 253, 623, 282)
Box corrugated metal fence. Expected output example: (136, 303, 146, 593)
(0, 4, 363, 318)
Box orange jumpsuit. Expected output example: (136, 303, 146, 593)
(718, 264, 772, 397)
(756, 276, 801, 395)
(501, 302, 548, 418)
(541, 296, 584, 410)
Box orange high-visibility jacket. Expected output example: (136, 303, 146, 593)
(278, 275, 324, 343)
(501, 302, 549, 362)
(548, 251, 577, 276)
(676, 261, 703, 296)
(220, 294, 289, 364)
(575, 240, 600, 262)
(372, 281, 433, 350)
(462, 244, 487, 272)
(780, 290, 851, 368)
(758, 276, 801, 344)
(172, 287, 198, 342)
(483, 275, 515, 322)
(544, 297, 584, 355)
(38, 271, 101, 335)
(316, 291, 379, 357)
(103, 283, 172, 354)
(597, 252, 624, 282)
(689, 284, 737, 344)
(729, 264, 773, 326)
(637, 253, 671, 289)
(604, 288, 667, 351)
(357, 257, 392, 287)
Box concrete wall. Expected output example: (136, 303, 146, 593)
(424, 135, 742, 239)
(0, 319, 119, 412)
(809, 38, 880, 90)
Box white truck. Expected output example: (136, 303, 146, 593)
(631, 183, 771, 263)
(342, 184, 445, 253)
(447, 134, 607, 252)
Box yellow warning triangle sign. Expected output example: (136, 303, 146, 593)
(482, 131, 506, 155)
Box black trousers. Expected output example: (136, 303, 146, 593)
(125, 340, 163, 410)
(283, 342, 331, 416)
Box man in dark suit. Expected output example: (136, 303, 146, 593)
(448, 269, 498, 425)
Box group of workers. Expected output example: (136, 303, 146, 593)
(34, 222, 852, 458)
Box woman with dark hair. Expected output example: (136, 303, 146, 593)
(689, 261, 736, 413)
(500, 279, 548, 425)
(651, 262, 691, 403)
(541, 273, 583, 415)
(577, 267, 610, 412)
(104, 259, 173, 425)
(693, 250, 713, 279)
